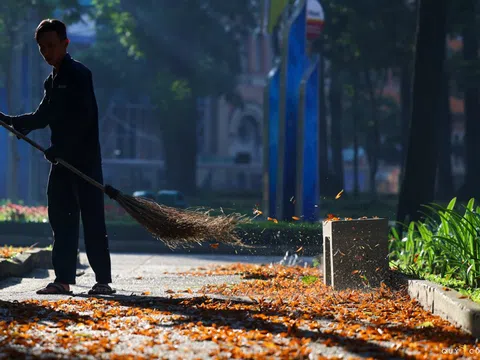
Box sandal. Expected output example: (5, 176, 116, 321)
(88, 283, 116, 295)
(36, 282, 73, 295)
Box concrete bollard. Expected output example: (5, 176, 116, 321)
(322, 218, 389, 291)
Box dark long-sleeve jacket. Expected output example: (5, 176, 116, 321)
(10, 53, 101, 166)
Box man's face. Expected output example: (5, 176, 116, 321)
(37, 31, 69, 67)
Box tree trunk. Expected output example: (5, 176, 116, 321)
(397, 0, 447, 225)
(457, 0, 480, 201)
(318, 54, 330, 195)
(352, 74, 360, 197)
(162, 99, 197, 196)
(400, 63, 413, 170)
(436, 63, 454, 200)
(329, 65, 345, 191)
(364, 69, 381, 198)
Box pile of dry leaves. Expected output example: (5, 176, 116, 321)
(0, 245, 31, 260)
(0, 263, 479, 359)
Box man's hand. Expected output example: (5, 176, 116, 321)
(0, 112, 12, 126)
(44, 146, 60, 165)
(15, 127, 31, 138)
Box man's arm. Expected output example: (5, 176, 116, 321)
(1, 81, 51, 131)
(12, 93, 51, 131)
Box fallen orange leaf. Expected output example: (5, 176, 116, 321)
(335, 189, 344, 199)
(325, 214, 341, 222)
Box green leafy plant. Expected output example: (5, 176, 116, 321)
(390, 197, 480, 288)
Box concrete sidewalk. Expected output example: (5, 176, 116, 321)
(0, 253, 313, 301)
(1, 253, 478, 359)
(0, 253, 364, 359)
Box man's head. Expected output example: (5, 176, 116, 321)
(35, 19, 69, 68)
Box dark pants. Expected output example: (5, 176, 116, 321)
(47, 159, 112, 285)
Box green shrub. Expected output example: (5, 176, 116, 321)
(390, 197, 480, 288)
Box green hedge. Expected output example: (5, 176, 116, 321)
(0, 220, 323, 248)
(234, 221, 322, 247)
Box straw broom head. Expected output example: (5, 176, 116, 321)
(105, 185, 249, 249)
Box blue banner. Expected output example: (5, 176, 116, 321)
(298, 57, 320, 221)
(277, 1, 307, 220)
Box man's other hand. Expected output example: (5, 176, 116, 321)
(0, 112, 12, 126)
(15, 127, 31, 139)
(44, 146, 60, 165)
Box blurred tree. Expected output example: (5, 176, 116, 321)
(397, 0, 447, 224)
(89, 0, 258, 194)
(74, 18, 149, 115)
(327, 63, 345, 191)
(0, 0, 88, 201)
(431, 0, 462, 201)
(436, 64, 454, 201)
(0, 0, 88, 110)
(319, 0, 416, 197)
(455, 0, 480, 200)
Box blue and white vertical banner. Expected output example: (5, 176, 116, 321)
(277, 0, 308, 221)
(296, 55, 320, 222)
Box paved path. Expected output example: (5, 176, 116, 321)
(0, 253, 365, 359)
(1, 253, 476, 359)
(0, 253, 312, 301)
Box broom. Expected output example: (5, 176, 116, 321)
(0, 119, 249, 249)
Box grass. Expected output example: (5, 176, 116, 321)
(186, 193, 399, 219)
(0, 192, 400, 223)
(422, 273, 480, 304)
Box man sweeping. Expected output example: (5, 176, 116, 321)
(0, 19, 115, 295)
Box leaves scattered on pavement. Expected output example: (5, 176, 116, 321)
(0, 245, 33, 260)
(0, 264, 478, 359)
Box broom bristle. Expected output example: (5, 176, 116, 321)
(115, 193, 250, 249)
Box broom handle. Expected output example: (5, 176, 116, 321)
(0, 119, 106, 193)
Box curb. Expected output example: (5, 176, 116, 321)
(405, 277, 480, 339)
(0, 248, 53, 281)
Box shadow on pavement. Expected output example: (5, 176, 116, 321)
(0, 298, 94, 325)
(0, 268, 51, 290)
(0, 262, 88, 290)
(71, 293, 475, 359)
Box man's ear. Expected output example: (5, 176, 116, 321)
(65, 38, 70, 48)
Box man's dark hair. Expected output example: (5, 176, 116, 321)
(35, 19, 68, 41)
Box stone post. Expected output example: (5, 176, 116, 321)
(322, 218, 389, 290)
